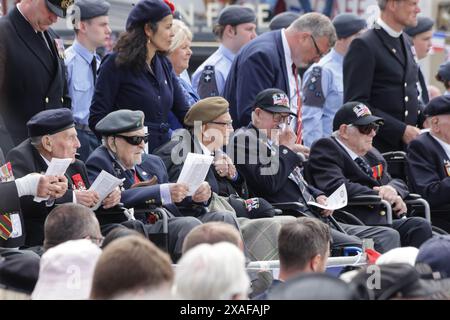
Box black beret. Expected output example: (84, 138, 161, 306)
(437, 61, 450, 82)
(218, 5, 256, 26)
(423, 96, 450, 117)
(95, 109, 145, 135)
(253, 88, 296, 116)
(333, 101, 384, 131)
(269, 12, 300, 30)
(27, 109, 75, 137)
(332, 13, 367, 39)
(126, 0, 172, 31)
(46, 0, 74, 18)
(0, 252, 40, 294)
(75, 0, 110, 20)
(404, 17, 434, 37)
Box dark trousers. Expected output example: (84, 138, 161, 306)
(392, 217, 432, 248)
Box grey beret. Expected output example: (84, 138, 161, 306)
(332, 13, 367, 39)
(404, 17, 434, 37)
(437, 61, 450, 82)
(218, 5, 256, 26)
(75, 0, 110, 20)
(269, 12, 300, 30)
(95, 110, 145, 135)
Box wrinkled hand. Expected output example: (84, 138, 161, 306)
(36, 174, 67, 198)
(316, 195, 333, 217)
(291, 144, 310, 158)
(402, 125, 421, 144)
(374, 185, 398, 204)
(392, 196, 407, 217)
(169, 183, 189, 203)
(214, 154, 237, 179)
(278, 126, 297, 149)
(75, 190, 100, 208)
(192, 182, 211, 203)
(102, 187, 121, 209)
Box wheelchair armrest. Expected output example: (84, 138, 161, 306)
(347, 195, 393, 225)
(404, 196, 431, 223)
(406, 193, 421, 200)
(271, 202, 312, 217)
(381, 151, 407, 160)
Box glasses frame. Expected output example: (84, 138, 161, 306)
(115, 134, 149, 146)
(310, 34, 326, 59)
(348, 123, 380, 135)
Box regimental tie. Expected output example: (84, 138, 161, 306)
(91, 56, 97, 84)
(0, 213, 12, 240)
(355, 157, 373, 178)
(292, 63, 303, 144)
(289, 166, 315, 203)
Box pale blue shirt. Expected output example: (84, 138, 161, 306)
(65, 40, 99, 125)
(302, 49, 344, 147)
(192, 45, 235, 96)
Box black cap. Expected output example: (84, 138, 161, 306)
(46, 0, 74, 18)
(332, 13, 367, 39)
(253, 88, 296, 116)
(404, 17, 434, 37)
(0, 253, 40, 294)
(423, 95, 450, 117)
(437, 61, 450, 82)
(269, 12, 300, 30)
(95, 109, 145, 136)
(75, 0, 110, 20)
(126, 0, 173, 31)
(27, 109, 75, 137)
(217, 5, 256, 26)
(333, 101, 384, 131)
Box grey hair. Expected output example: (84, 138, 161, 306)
(30, 135, 44, 147)
(377, 0, 388, 10)
(168, 19, 193, 54)
(290, 12, 337, 47)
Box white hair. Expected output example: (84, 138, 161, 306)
(173, 242, 250, 300)
(168, 19, 193, 54)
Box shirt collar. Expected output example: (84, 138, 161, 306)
(377, 18, 403, 38)
(281, 29, 293, 68)
(40, 154, 51, 166)
(430, 133, 450, 158)
(73, 40, 97, 64)
(198, 141, 214, 156)
(330, 48, 344, 64)
(334, 136, 360, 160)
(218, 45, 235, 62)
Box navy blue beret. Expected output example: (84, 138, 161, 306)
(0, 253, 40, 294)
(269, 11, 300, 30)
(332, 13, 367, 39)
(75, 0, 110, 20)
(46, 0, 74, 18)
(437, 61, 450, 82)
(126, 0, 172, 31)
(95, 109, 145, 135)
(424, 96, 450, 117)
(27, 109, 74, 137)
(218, 5, 256, 26)
(404, 17, 434, 37)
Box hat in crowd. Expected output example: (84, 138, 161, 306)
(0, 252, 40, 294)
(333, 101, 384, 131)
(228, 196, 277, 219)
(217, 5, 256, 26)
(126, 0, 173, 31)
(75, 0, 110, 20)
(332, 13, 367, 39)
(32, 239, 102, 300)
(184, 97, 229, 127)
(268, 273, 359, 300)
(404, 16, 434, 37)
(269, 11, 300, 30)
(423, 95, 450, 117)
(253, 88, 296, 116)
(27, 108, 75, 137)
(416, 235, 450, 279)
(437, 61, 450, 82)
(95, 109, 145, 136)
(375, 247, 419, 267)
(46, 0, 74, 18)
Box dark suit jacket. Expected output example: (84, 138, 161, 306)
(223, 31, 290, 129)
(407, 132, 450, 208)
(0, 7, 70, 151)
(307, 136, 409, 225)
(344, 26, 423, 153)
(0, 181, 25, 248)
(6, 139, 88, 247)
(231, 124, 322, 204)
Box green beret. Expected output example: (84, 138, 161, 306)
(95, 109, 145, 136)
(184, 97, 229, 127)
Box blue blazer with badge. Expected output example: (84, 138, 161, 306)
(407, 132, 450, 208)
(223, 31, 290, 129)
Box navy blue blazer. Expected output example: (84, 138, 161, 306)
(307, 137, 409, 225)
(407, 132, 450, 208)
(89, 52, 189, 152)
(223, 31, 290, 129)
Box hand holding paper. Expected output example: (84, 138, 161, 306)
(34, 158, 72, 202)
(89, 170, 124, 211)
(177, 153, 214, 196)
(307, 183, 347, 210)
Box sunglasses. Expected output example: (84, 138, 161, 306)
(115, 134, 149, 145)
(349, 123, 380, 135)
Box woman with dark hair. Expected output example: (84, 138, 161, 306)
(89, 0, 189, 152)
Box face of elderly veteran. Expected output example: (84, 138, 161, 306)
(40, 127, 81, 163)
(107, 128, 146, 170)
(145, 14, 175, 53)
(252, 108, 291, 140)
(18, 0, 58, 32)
(430, 115, 450, 145)
(337, 122, 378, 157)
(201, 112, 234, 150)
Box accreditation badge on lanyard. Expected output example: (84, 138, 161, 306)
(444, 160, 450, 177)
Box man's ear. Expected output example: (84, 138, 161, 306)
(42, 135, 52, 152)
(107, 136, 117, 153)
(310, 254, 322, 272)
(338, 124, 348, 139)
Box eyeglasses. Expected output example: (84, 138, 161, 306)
(115, 134, 149, 145)
(209, 121, 233, 128)
(86, 235, 104, 247)
(310, 34, 326, 59)
(271, 113, 291, 124)
(349, 123, 380, 135)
